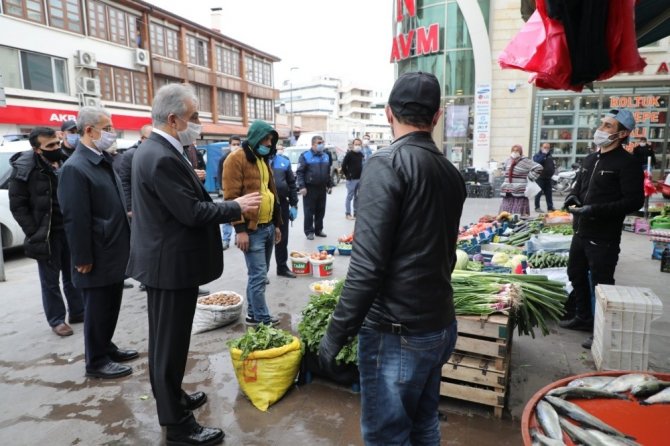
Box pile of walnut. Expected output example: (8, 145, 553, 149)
(199, 292, 241, 306)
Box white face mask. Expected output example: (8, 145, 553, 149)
(593, 129, 616, 147)
(510, 152, 520, 159)
(277, 150, 284, 156)
(93, 130, 117, 152)
(353, 145, 362, 152)
(177, 120, 202, 146)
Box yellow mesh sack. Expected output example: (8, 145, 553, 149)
(229, 336, 302, 411)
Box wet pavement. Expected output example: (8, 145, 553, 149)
(1, 184, 668, 445)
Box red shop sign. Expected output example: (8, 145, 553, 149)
(0, 105, 151, 130)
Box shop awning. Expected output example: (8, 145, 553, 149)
(201, 122, 248, 138)
(636, 0, 670, 47)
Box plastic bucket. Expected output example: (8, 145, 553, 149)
(310, 258, 333, 278)
(290, 257, 311, 275)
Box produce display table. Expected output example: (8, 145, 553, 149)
(440, 314, 514, 418)
(521, 371, 670, 446)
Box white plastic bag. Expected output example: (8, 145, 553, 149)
(524, 180, 541, 198)
(192, 291, 244, 334)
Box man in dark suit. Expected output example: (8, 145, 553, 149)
(57, 106, 138, 380)
(127, 83, 261, 446)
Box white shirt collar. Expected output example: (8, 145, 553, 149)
(152, 128, 183, 153)
(82, 142, 102, 156)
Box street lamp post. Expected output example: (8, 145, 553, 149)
(289, 67, 298, 145)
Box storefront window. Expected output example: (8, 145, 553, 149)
(444, 49, 474, 96)
(541, 115, 573, 126)
(446, 2, 471, 49)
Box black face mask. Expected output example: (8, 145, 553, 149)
(41, 149, 64, 163)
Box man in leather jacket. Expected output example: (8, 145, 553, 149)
(318, 72, 466, 445)
(559, 109, 644, 349)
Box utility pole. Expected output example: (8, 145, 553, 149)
(289, 67, 298, 145)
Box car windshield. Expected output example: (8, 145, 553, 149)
(0, 152, 16, 189)
(284, 149, 305, 164)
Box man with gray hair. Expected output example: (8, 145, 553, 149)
(127, 83, 260, 445)
(58, 106, 138, 380)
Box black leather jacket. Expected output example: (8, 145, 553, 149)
(323, 131, 466, 350)
(570, 145, 644, 241)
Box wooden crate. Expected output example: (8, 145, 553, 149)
(440, 314, 513, 418)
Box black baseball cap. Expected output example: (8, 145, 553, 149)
(61, 120, 77, 132)
(388, 71, 441, 116)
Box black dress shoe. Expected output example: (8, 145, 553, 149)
(166, 424, 224, 446)
(109, 349, 139, 362)
(86, 361, 132, 379)
(581, 336, 594, 349)
(181, 391, 207, 411)
(558, 317, 593, 332)
(277, 270, 296, 278)
(315, 232, 328, 237)
(197, 288, 210, 296)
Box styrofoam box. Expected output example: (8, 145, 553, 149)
(592, 285, 663, 371)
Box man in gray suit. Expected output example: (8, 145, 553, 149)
(58, 106, 138, 380)
(127, 83, 260, 446)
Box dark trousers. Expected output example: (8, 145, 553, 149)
(534, 177, 554, 210)
(567, 235, 620, 322)
(36, 231, 84, 327)
(81, 281, 124, 369)
(275, 199, 290, 272)
(303, 185, 327, 236)
(147, 287, 198, 426)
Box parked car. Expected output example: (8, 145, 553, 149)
(0, 140, 31, 250)
(283, 145, 342, 186)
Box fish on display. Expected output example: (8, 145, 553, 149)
(602, 374, 657, 393)
(641, 386, 670, 405)
(544, 395, 632, 439)
(630, 380, 670, 398)
(586, 429, 642, 446)
(535, 400, 563, 441)
(530, 429, 566, 446)
(567, 376, 615, 389)
(558, 417, 609, 446)
(548, 386, 628, 400)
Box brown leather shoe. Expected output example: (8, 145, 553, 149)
(52, 323, 73, 336)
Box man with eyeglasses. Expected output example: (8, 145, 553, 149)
(58, 106, 138, 380)
(296, 135, 333, 240)
(9, 126, 84, 338)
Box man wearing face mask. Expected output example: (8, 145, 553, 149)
(57, 107, 137, 380)
(296, 135, 333, 239)
(8, 127, 84, 338)
(224, 120, 283, 325)
(632, 136, 656, 170)
(560, 109, 644, 349)
(60, 119, 80, 158)
(128, 84, 260, 445)
(341, 138, 365, 220)
(532, 143, 556, 213)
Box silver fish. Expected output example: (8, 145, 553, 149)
(559, 417, 609, 446)
(567, 376, 615, 389)
(641, 386, 670, 405)
(548, 386, 628, 400)
(603, 374, 657, 393)
(586, 429, 642, 446)
(536, 400, 562, 441)
(530, 429, 566, 446)
(544, 395, 631, 438)
(630, 380, 670, 398)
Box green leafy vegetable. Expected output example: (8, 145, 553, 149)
(227, 324, 294, 360)
(298, 280, 358, 365)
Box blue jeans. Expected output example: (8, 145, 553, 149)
(358, 321, 458, 446)
(345, 179, 360, 216)
(243, 224, 275, 322)
(220, 223, 233, 244)
(36, 231, 84, 327)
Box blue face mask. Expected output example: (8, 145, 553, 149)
(66, 133, 80, 147)
(256, 144, 270, 156)
(316, 143, 325, 152)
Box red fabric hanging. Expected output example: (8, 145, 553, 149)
(596, 0, 646, 81)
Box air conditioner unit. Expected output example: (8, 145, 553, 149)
(135, 48, 149, 66)
(80, 77, 100, 96)
(83, 97, 101, 108)
(76, 50, 97, 69)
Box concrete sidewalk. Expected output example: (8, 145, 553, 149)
(0, 186, 668, 445)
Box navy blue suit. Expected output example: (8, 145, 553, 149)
(58, 143, 130, 370)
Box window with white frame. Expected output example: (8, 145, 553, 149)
(215, 45, 240, 77)
(0, 46, 68, 94)
(247, 97, 273, 121)
(187, 35, 208, 67)
(217, 90, 242, 118)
